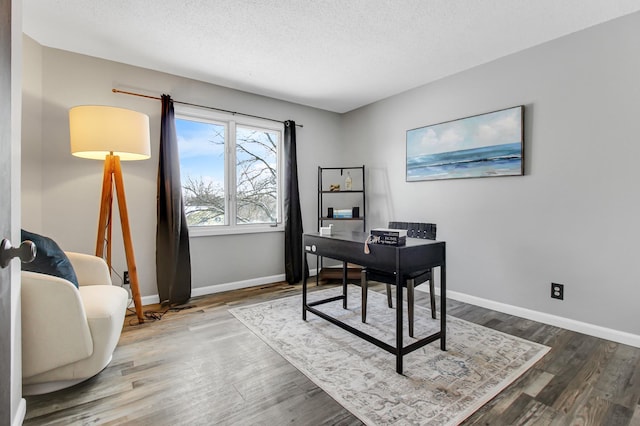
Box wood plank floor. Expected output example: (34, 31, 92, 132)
(23, 282, 640, 425)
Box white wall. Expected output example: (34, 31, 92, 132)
(21, 44, 342, 300)
(343, 12, 640, 338)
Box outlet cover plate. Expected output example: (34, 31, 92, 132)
(551, 283, 564, 300)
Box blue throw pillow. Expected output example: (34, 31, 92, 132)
(21, 229, 80, 288)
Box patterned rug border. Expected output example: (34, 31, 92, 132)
(229, 288, 550, 425)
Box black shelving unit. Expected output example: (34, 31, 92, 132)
(318, 165, 366, 231)
(317, 165, 365, 281)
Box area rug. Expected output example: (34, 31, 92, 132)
(229, 287, 550, 425)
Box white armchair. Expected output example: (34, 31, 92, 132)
(21, 252, 128, 395)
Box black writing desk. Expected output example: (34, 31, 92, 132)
(302, 231, 446, 374)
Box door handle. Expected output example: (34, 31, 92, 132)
(0, 239, 37, 268)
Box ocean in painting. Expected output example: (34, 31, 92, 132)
(406, 142, 522, 181)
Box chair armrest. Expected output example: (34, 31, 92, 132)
(66, 252, 112, 286)
(21, 271, 94, 378)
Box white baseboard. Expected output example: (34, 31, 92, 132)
(141, 269, 321, 306)
(415, 286, 640, 348)
(140, 271, 638, 349)
(191, 273, 287, 298)
(140, 294, 160, 305)
(140, 271, 312, 306)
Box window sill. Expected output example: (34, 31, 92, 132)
(188, 224, 284, 237)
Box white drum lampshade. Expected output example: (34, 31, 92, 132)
(69, 105, 151, 161)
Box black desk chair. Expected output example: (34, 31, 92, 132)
(361, 222, 437, 337)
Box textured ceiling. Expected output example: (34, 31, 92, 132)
(22, 0, 640, 113)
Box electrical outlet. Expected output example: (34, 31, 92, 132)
(551, 283, 564, 300)
(123, 271, 130, 285)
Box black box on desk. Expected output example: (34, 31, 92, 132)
(375, 235, 407, 246)
(370, 228, 407, 246)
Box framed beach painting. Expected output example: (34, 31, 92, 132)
(406, 106, 524, 181)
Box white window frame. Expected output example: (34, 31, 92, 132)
(175, 104, 284, 237)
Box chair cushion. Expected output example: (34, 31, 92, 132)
(21, 229, 79, 288)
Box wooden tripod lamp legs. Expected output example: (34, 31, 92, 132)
(96, 154, 144, 323)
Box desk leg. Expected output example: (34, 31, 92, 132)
(396, 268, 403, 374)
(342, 261, 348, 309)
(302, 251, 308, 321)
(440, 264, 446, 351)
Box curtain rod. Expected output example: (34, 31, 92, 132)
(112, 89, 303, 128)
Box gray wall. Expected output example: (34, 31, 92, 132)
(21, 35, 42, 232)
(21, 41, 342, 300)
(343, 12, 640, 336)
(21, 11, 640, 341)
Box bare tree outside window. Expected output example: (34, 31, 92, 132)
(236, 127, 278, 224)
(177, 116, 280, 228)
(181, 176, 225, 225)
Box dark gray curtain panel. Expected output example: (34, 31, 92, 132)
(284, 120, 308, 283)
(156, 94, 192, 304)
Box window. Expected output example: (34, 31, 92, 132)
(175, 105, 283, 235)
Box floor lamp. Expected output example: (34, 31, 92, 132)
(69, 105, 151, 323)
